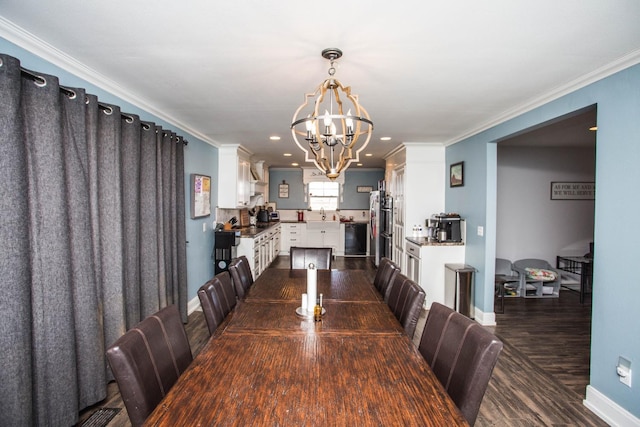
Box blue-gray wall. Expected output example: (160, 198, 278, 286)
(269, 168, 383, 209)
(1, 37, 218, 305)
(446, 64, 640, 417)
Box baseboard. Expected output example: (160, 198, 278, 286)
(584, 385, 640, 426)
(473, 306, 497, 326)
(187, 295, 202, 315)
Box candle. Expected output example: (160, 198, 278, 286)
(306, 263, 317, 314)
(301, 293, 308, 311)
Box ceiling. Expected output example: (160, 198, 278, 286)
(1, 1, 639, 168)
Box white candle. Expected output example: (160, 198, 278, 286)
(306, 263, 317, 314)
(301, 293, 308, 311)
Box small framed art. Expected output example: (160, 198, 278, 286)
(450, 162, 464, 187)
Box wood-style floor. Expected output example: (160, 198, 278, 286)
(78, 256, 606, 426)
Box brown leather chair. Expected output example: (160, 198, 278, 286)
(373, 257, 400, 301)
(229, 255, 254, 299)
(385, 273, 425, 339)
(289, 246, 332, 270)
(106, 305, 193, 427)
(418, 302, 503, 426)
(197, 271, 237, 336)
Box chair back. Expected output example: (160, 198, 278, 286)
(197, 271, 237, 336)
(106, 305, 193, 427)
(290, 246, 332, 269)
(373, 257, 400, 300)
(513, 258, 553, 270)
(495, 258, 517, 278)
(229, 255, 254, 299)
(418, 302, 503, 426)
(386, 273, 425, 339)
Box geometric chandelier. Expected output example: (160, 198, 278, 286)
(291, 48, 374, 180)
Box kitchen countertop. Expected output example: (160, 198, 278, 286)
(406, 236, 464, 246)
(279, 220, 369, 224)
(237, 222, 281, 238)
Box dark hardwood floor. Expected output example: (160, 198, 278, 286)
(79, 256, 606, 426)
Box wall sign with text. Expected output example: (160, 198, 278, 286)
(550, 182, 595, 200)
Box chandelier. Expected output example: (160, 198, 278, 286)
(291, 48, 374, 180)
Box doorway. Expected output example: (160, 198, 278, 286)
(494, 105, 597, 396)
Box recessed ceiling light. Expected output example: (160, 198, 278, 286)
(283, 153, 293, 157)
(269, 135, 281, 140)
(291, 162, 299, 166)
(380, 137, 391, 141)
(589, 126, 598, 131)
(365, 153, 373, 157)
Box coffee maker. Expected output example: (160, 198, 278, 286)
(433, 213, 462, 242)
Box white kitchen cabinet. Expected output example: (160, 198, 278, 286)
(391, 165, 405, 271)
(280, 223, 307, 255)
(218, 145, 252, 208)
(386, 143, 447, 275)
(237, 224, 281, 278)
(306, 222, 340, 255)
(405, 239, 465, 309)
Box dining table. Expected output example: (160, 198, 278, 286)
(144, 268, 468, 426)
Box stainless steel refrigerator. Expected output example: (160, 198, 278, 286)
(370, 190, 382, 266)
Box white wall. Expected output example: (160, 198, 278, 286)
(496, 146, 595, 265)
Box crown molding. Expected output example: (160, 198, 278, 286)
(446, 48, 640, 146)
(0, 16, 219, 148)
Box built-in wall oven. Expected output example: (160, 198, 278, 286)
(380, 195, 393, 261)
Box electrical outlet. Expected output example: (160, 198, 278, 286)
(202, 223, 207, 232)
(477, 226, 484, 236)
(618, 357, 632, 387)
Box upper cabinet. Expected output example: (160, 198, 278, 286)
(218, 145, 252, 208)
(218, 146, 270, 208)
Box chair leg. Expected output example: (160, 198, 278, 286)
(494, 280, 505, 314)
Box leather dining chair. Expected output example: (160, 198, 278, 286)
(289, 246, 332, 270)
(106, 305, 193, 427)
(373, 257, 400, 301)
(418, 302, 503, 426)
(197, 271, 237, 336)
(229, 255, 254, 299)
(385, 273, 425, 339)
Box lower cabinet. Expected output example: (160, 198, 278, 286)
(306, 222, 341, 256)
(237, 224, 281, 278)
(405, 240, 465, 309)
(281, 223, 307, 255)
(281, 222, 345, 256)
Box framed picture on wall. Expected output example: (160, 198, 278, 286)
(278, 182, 289, 198)
(190, 174, 211, 218)
(450, 162, 464, 187)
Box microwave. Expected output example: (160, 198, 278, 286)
(270, 211, 280, 221)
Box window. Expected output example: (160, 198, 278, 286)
(308, 181, 339, 211)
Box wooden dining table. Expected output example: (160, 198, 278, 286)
(144, 268, 468, 426)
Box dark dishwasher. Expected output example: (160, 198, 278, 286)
(345, 222, 367, 256)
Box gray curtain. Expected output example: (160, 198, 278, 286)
(0, 53, 188, 425)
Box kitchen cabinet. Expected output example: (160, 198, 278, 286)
(218, 145, 252, 208)
(390, 166, 405, 270)
(386, 143, 447, 275)
(405, 238, 465, 310)
(280, 223, 307, 255)
(237, 224, 281, 278)
(306, 222, 341, 255)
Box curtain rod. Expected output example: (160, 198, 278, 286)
(17, 66, 188, 145)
